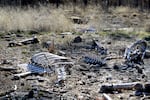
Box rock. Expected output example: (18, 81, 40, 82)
(42, 41, 52, 48)
(77, 81, 85, 85)
(28, 30, 39, 35)
(144, 36, 150, 41)
(107, 41, 111, 44)
(70, 16, 82, 24)
(73, 36, 82, 43)
(144, 83, 150, 93)
(86, 72, 96, 78)
(113, 64, 120, 70)
(106, 76, 112, 81)
(28, 90, 34, 98)
(78, 95, 84, 99)
(16, 34, 24, 37)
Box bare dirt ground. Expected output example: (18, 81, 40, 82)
(0, 11, 150, 100)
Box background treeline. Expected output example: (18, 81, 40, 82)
(0, 0, 149, 10)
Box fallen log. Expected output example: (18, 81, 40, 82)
(8, 36, 39, 47)
(0, 66, 17, 71)
(100, 82, 142, 93)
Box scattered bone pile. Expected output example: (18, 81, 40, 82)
(0, 34, 150, 100)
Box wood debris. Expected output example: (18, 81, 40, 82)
(100, 82, 142, 93)
(8, 36, 39, 47)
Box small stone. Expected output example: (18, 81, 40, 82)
(28, 90, 34, 98)
(21, 83, 25, 86)
(73, 36, 82, 43)
(77, 81, 85, 85)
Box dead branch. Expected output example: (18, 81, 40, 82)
(8, 36, 39, 47)
(100, 82, 142, 93)
(0, 66, 17, 71)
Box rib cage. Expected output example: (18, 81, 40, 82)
(31, 52, 73, 68)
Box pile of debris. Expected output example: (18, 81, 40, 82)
(99, 40, 150, 99)
(1, 32, 150, 99)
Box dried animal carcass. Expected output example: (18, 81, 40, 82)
(31, 52, 73, 67)
(15, 52, 73, 82)
(30, 52, 73, 82)
(124, 40, 147, 64)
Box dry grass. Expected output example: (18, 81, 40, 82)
(0, 6, 73, 32)
(109, 6, 139, 14)
(0, 5, 104, 33)
(0, 5, 149, 34)
(71, 5, 103, 32)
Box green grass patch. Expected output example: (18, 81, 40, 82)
(127, 31, 150, 39)
(98, 30, 150, 40)
(0, 32, 5, 37)
(98, 30, 131, 39)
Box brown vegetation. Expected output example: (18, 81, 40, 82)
(0, 6, 73, 32)
(0, 0, 149, 10)
(0, 5, 149, 33)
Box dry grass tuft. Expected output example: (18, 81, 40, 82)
(0, 6, 73, 32)
(110, 6, 138, 14)
(0, 5, 148, 34)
